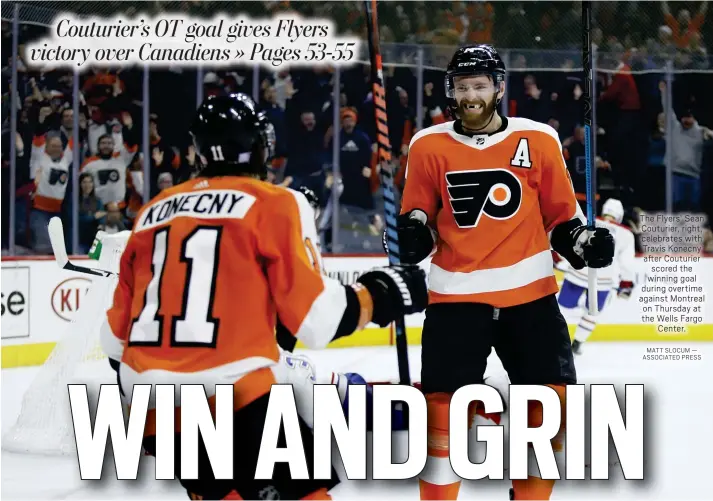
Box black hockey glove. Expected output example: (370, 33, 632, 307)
(382, 210, 436, 264)
(551, 219, 614, 269)
(572, 226, 615, 268)
(356, 265, 428, 327)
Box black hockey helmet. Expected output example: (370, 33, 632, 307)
(190, 92, 275, 179)
(445, 44, 506, 111)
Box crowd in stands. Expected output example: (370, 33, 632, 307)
(2, 1, 713, 255)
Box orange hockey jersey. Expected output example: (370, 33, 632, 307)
(100, 176, 347, 431)
(401, 117, 583, 308)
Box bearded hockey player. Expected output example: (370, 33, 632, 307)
(558, 198, 636, 354)
(99, 92, 428, 501)
(387, 45, 615, 500)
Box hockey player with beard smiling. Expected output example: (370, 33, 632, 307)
(388, 45, 616, 500)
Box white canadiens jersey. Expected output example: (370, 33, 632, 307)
(563, 217, 636, 290)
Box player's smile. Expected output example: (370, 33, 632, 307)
(462, 102, 484, 115)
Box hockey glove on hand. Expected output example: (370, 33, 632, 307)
(552, 219, 615, 269)
(617, 280, 634, 299)
(357, 265, 428, 327)
(382, 210, 436, 264)
(572, 226, 615, 268)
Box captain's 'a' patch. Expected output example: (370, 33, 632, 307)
(510, 138, 532, 169)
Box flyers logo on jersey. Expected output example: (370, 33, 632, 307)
(446, 169, 522, 228)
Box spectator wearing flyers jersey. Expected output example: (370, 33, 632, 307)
(29, 132, 69, 253)
(80, 134, 134, 209)
(662, 1, 708, 49)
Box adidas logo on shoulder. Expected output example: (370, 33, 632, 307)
(193, 180, 209, 190)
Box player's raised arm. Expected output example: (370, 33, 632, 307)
(263, 188, 427, 350)
(540, 129, 614, 270)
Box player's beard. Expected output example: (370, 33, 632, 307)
(457, 95, 498, 132)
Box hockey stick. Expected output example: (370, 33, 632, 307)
(363, 0, 411, 386)
(582, 1, 598, 315)
(48, 217, 117, 278)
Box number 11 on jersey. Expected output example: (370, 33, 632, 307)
(129, 227, 221, 347)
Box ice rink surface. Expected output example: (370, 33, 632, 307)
(2, 342, 713, 500)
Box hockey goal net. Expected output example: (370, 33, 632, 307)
(2, 233, 127, 456)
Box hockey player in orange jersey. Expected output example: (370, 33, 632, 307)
(385, 45, 616, 500)
(100, 93, 428, 501)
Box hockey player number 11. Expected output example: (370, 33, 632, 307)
(129, 227, 221, 346)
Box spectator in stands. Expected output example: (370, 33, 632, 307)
(77, 172, 105, 253)
(670, 108, 713, 211)
(261, 85, 289, 179)
(80, 134, 133, 208)
(516, 74, 554, 124)
(178, 144, 197, 183)
(285, 110, 328, 202)
(684, 32, 709, 69)
(662, 1, 708, 49)
(598, 49, 643, 206)
(552, 78, 584, 141)
(271, 70, 295, 110)
(29, 132, 67, 254)
(85, 72, 127, 155)
(468, 1, 495, 44)
(203, 72, 223, 98)
(99, 201, 128, 235)
(148, 113, 179, 196)
(157, 172, 174, 192)
(642, 112, 667, 210)
(649, 25, 678, 67)
(555, 2, 581, 49)
(327, 107, 378, 251)
(331, 108, 373, 212)
(562, 125, 610, 214)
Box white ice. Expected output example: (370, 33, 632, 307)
(2, 343, 713, 500)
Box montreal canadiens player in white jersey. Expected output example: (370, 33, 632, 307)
(557, 198, 637, 354)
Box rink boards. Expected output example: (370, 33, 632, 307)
(2, 255, 712, 368)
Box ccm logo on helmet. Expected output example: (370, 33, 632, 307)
(446, 169, 522, 228)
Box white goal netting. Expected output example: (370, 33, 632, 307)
(2, 233, 128, 456)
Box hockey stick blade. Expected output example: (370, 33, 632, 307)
(47, 217, 117, 278)
(48, 216, 69, 268)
